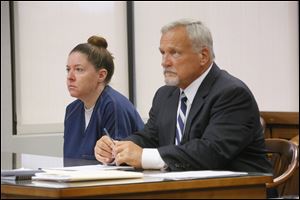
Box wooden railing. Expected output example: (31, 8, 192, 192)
(260, 112, 299, 139)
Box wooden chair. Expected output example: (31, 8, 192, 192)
(265, 138, 299, 197)
(285, 135, 299, 196)
(260, 116, 266, 134)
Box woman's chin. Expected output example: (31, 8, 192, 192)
(69, 92, 79, 98)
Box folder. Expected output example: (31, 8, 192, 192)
(32, 169, 143, 182)
(1, 169, 44, 181)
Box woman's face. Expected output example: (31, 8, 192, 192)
(66, 52, 101, 100)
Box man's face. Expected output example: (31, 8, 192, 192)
(159, 26, 205, 89)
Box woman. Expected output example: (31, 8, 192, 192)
(64, 35, 144, 159)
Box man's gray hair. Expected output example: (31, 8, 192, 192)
(161, 19, 215, 59)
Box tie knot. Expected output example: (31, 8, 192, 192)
(181, 92, 187, 103)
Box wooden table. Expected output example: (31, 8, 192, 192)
(1, 173, 272, 199)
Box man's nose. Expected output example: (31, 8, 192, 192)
(161, 54, 172, 67)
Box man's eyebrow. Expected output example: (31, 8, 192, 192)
(159, 45, 179, 51)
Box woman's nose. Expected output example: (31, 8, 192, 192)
(67, 69, 75, 80)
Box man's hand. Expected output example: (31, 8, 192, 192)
(114, 141, 143, 168)
(94, 136, 116, 164)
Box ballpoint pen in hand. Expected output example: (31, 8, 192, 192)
(103, 128, 116, 164)
(103, 128, 115, 145)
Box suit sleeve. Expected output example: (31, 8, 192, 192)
(125, 88, 162, 147)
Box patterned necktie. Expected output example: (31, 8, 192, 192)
(175, 92, 187, 145)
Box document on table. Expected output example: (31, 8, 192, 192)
(32, 169, 143, 182)
(145, 170, 248, 180)
(50, 164, 134, 171)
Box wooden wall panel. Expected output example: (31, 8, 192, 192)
(261, 112, 299, 140)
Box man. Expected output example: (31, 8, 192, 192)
(94, 19, 272, 173)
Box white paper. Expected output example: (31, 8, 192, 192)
(49, 164, 134, 171)
(145, 170, 248, 180)
(32, 169, 143, 182)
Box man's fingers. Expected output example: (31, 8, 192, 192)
(115, 152, 126, 166)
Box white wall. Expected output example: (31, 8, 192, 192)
(13, 2, 128, 134)
(1, 1, 13, 153)
(2, 1, 63, 156)
(134, 1, 299, 119)
(1, 1, 128, 155)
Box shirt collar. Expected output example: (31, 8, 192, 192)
(181, 63, 213, 104)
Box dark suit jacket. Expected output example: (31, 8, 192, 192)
(128, 63, 272, 173)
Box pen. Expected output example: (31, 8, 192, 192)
(103, 128, 115, 145)
(103, 128, 116, 164)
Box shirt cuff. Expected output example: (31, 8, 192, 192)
(142, 148, 165, 169)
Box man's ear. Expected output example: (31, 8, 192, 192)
(98, 68, 108, 82)
(199, 47, 210, 65)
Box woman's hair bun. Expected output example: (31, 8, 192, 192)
(87, 35, 108, 49)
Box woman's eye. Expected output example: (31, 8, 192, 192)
(76, 68, 84, 72)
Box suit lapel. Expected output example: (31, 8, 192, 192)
(183, 93, 204, 142)
(164, 88, 180, 145)
(182, 63, 221, 143)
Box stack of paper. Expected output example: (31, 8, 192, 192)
(50, 164, 134, 171)
(32, 169, 143, 182)
(145, 170, 248, 180)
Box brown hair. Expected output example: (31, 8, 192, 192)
(70, 35, 114, 83)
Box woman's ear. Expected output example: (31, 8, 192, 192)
(98, 68, 108, 83)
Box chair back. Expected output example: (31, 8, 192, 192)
(265, 138, 299, 196)
(260, 116, 266, 133)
